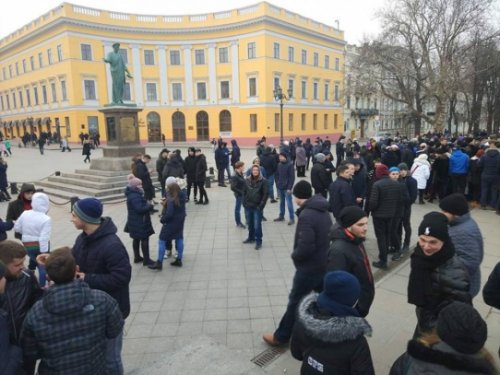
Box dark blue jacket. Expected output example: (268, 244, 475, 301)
(329, 176, 356, 220)
(260, 149, 277, 176)
(275, 160, 295, 190)
(352, 165, 367, 199)
(72, 218, 132, 319)
(230, 141, 241, 165)
(403, 176, 418, 206)
(0, 310, 22, 375)
(449, 149, 469, 174)
(478, 149, 500, 179)
(215, 147, 229, 169)
(0, 219, 14, 241)
(125, 187, 154, 240)
(159, 190, 186, 241)
(292, 194, 332, 274)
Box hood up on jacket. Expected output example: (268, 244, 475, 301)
(296, 293, 372, 344)
(31, 192, 49, 213)
(300, 194, 329, 214)
(42, 281, 92, 316)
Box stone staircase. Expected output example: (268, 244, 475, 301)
(37, 169, 160, 202)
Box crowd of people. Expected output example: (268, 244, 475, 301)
(0, 131, 499, 374)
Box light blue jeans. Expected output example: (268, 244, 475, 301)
(267, 174, 275, 200)
(278, 189, 294, 221)
(158, 239, 184, 261)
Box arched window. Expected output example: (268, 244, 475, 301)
(219, 110, 232, 133)
(172, 111, 186, 142)
(147, 111, 161, 142)
(196, 111, 209, 141)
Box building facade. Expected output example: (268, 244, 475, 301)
(0, 2, 345, 145)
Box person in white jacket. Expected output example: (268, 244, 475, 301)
(14, 192, 51, 287)
(410, 153, 431, 204)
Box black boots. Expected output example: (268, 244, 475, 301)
(171, 258, 182, 267)
(148, 261, 163, 270)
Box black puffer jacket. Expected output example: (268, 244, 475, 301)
(327, 225, 374, 317)
(184, 155, 198, 181)
(135, 160, 155, 200)
(291, 294, 374, 375)
(242, 176, 268, 210)
(310, 163, 330, 195)
(162, 157, 185, 180)
(260, 149, 278, 176)
(292, 194, 332, 274)
(195, 155, 207, 183)
(328, 176, 356, 220)
(368, 176, 403, 218)
(483, 262, 500, 309)
(230, 172, 246, 197)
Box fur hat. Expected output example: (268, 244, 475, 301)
(127, 174, 142, 189)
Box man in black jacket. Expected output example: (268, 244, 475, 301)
(242, 165, 268, 249)
(263, 181, 332, 346)
(398, 163, 418, 254)
(311, 153, 330, 198)
(329, 162, 356, 221)
(259, 146, 278, 203)
(274, 153, 295, 225)
(327, 206, 374, 317)
(369, 164, 403, 270)
(184, 147, 198, 202)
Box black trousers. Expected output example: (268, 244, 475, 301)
(450, 174, 467, 194)
(197, 181, 208, 203)
(133, 238, 151, 262)
(390, 216, 402, 252)
(187, 177, 197, 199)
(372, 217, 392, 264)
(398, 206, 412, 248)
(296, 165, 306, 177)
(217, 169, 225, 185)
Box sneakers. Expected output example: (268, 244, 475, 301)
(262, 333, 285, 346)
(243, 238, 255, 244)
(391, 252, 402, 261)
(164, 250, 172, 259)
(255, 243, 262, 250)
(270, 199, 278, 203)
(372, 261, 388, 270)
(148, 261, 163, 270)
(237, 223, 247, 229)
(171, 258, 183, 267)
(273, 217, 285, 222)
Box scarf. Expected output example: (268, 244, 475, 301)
(408, 240, 455, 307)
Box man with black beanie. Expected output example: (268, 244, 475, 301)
(407, 212, 471, 334)
(327, 206, 374, 317)
(263, 180, 332, 346)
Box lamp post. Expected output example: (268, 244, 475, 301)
(273, 86, 293, 144)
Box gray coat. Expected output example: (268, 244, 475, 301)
(448, 213, 484, 297)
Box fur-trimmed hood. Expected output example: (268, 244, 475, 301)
(297, 293, 372, 344)
(407, 339, 497, 374)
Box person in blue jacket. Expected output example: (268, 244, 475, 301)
(448, 146, 469, 194)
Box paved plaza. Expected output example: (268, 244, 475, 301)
(1, 144, 500, 374)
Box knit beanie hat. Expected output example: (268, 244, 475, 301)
(437, 301, 487, 354)
(439, 193, 469, 216)
(418, 212, 449, 242)
(73, 198, 103, 225)
(339, 206, 367, 228)
(292, 181, 312, 199)
(398, 163, 409, 171)
(317, 271, 361, 317)
(0, 261, 5, 279)
(314, 153, 326, 163)
(165, 176, 177, 186)
(389, 166, 400, 173)
(127, 174, 142, 189)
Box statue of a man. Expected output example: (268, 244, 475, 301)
(104, 42, 132, 105)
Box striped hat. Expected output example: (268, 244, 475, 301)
(73, 198, 103, 225)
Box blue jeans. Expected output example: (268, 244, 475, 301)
(158, 238, 184, 261)
(481, 176, 499, 208)
(245, 208, 263, 245)
(234, 195, 243, 225)
(267, 174, 275, 200)
(274, 271, 324, 343)
(27, 249, 47, 288)
(278, 189, 294, 221)
(106, 328, 124, 375)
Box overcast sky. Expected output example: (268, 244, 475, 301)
(0, 0, 387, 44)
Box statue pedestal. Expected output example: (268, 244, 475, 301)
(91, 106, 144, 171)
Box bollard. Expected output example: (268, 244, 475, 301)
(70, 196, 79, 212)
(55, 171, 61, 176)
(10, 182, 18, 195)
(209, 167, 214, 175)
(205, 178, 211, 188)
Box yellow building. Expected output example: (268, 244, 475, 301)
(0, 2, 345, 145)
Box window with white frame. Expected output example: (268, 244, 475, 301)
(288, 113, 294, 131)
(39, 52, 45, 68)
(313, 52, 318, 67)
(220, 81, 230, 99)
(335, 57, 340, 71)
(273, 43, 280, 59)
(2, 67, 5, 80)
(12, 93, 16, 108)
(197, 82, 207, 100)
(22, 59, 26, 73)
(83, 80, 96, 100)
(313, 82, 318, 100)
(219, 47, 228, 63)
(33, 87, 39, 105)
(6, 95, 10, 110)
(81, 44, 92, 61)
(325, 55, 330, 69)
(301, 113, 306, 130)
(301, 49, 307, 64)
(15, 63, 19, 76)
(288, 46, 294, 62)
(51, 82, 57, 102)
(247, 42, 256, 59)
(0, 96, 3, 111)
(47, 49, 53, 65)
(274, 113, 280, 132)
(170, 50, 181, 65)
(42, 85, 48, 104)
(195, 49, 205, 65)
(18, 91, 23, 108)
(30, 56, 35, 71)
(57, 45, 63, 62)
(274, 77, 280, 90)
(334, 82, 340, 101)
(172, 83, 182, 101)
(288, 79, 294, 98)
(301, 80, 307, 99)
(61, 81, 67, 101)
(146, 83, 157, 101)
(26, 89, 31, 106)
(324, 83, 329, 101)
(144, 50, 155, 65)
(249, 77, 257, 97)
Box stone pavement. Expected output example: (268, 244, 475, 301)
(1, 145, 499, 374)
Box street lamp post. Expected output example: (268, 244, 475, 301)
(273, 86, 293, 145)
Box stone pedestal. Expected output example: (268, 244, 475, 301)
(91, 106, 144, 171)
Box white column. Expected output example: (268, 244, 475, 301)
(183, 45, 193, 105)
(157, 46, 169, 105)
(103, 41, 113, 104)
(208, 43, 217, 104)
(230, 41, 240, 103)
(131, 44, 143, 106)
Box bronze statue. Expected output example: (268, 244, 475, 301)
(103, 42, 132, 105)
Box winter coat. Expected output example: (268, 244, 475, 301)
(401, 147, 415, 169)
(184, 155, 198, 181)
(0, 270, 42, 344)
(0, 162, 7, 188)
(6, 183, 35, 223)
(82, 142, 91, 156)
(230, 142, 241, 165)
(0, 219, 14, 241)
(433, 155, 450, 181)
(478, 149, 500, 179)
(195, 155, 207, 183)
(230, 172, 246, 198)
(125, 187, 154, 240)
(327, 225, 374, 317)
(242, 175, 268, 210)
(162, 158, 185, 180)
(71, 218, 132, 319)
(292, 194, 332, 274)
(382, 150, 401, 168)
(448, 213, 483, 297)
(368, 177, 403, 218)
(260, 150, 278, 176)
(469, 157, 482, 186)
(328, 176, 356, 220)
(304, 142, 313, 157)
(310, 163, 330, 195)
(410, 155, 431, 189)
(275, 160, 295, 190)
(402, 176, 418, 206)
(14, 193, 51, 253)
(156, 154, 168, 182)
(20, 281, 123, 375)
(295, 146, 307, 167)
(391, 340, 497, 375)
(159, 190, 186, 241)
(291, 294, 374, 375)
(352, 165, 367, 200)
(449, 149, 469, 175)
(483, 262, 500, 310)
(214, 147, 229, 169)
(135, 160, 155, 200)
(0, 310, 23, 375)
